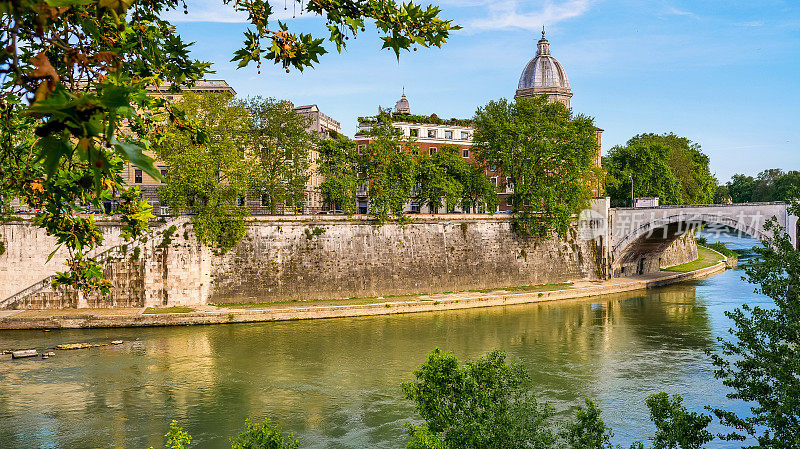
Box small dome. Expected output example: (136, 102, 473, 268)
(394, 93, 410, 114)
(517, 30, 570, 90)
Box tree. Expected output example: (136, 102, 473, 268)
(318, 135, 360, 214)
(710, 208, 800, 449)
(773, 170, 800, 202)
(713, 185, 731, 204)
(154, 92, 252, 253)
(460, 163, 499, 214)
(1, 0, 458, 293)
(244, 98, 315, 214)
(625, 134, 716, 205)
(646, 393, 713, 449)
(360, 126, 416, 223)
(473, 95, 598, 237)
(604, 143, 682, 207)
(230, 419, 301, 449)
(726, 174, 757, 203)
(560, 399, 615, 449)
(402, 348, 556, 449)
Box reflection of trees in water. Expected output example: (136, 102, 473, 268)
(0, 285, 715, 449)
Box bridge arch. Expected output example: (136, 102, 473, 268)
(608, 203, 790, 277)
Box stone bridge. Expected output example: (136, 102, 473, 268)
(588, 200, 798, 277)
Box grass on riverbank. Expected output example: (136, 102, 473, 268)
(212, 283, 574, 310)
(662, 246, 725, 273)
(143, 306, 196, 314)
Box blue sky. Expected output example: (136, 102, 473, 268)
(166, 0, 799, 182)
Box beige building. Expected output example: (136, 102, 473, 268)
(293, 104, 342, 213)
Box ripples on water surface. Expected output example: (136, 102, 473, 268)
(0, 235, 768, 448)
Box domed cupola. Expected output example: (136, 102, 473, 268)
(394, 90, 410, 114)
(515, 28, 573, 108)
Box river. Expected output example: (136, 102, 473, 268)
(0, 235, 765, 448)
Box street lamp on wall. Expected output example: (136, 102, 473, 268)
(630, 173, 634, 207)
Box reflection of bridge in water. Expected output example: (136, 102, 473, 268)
(587, 200, 798, 278)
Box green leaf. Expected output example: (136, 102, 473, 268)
(110, 137, 163, 182)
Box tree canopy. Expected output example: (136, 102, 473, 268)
(604, 133, 716, 207)
(244, 97, 315, 214)
(723, 169, 800, 204)
(604, 142, 682, 207)
(154, 92, 252, 253)
(472, 95, 599, 237)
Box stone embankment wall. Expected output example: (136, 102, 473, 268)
(0, 219, 210, 309)
(0, 220, 126, 300)
(210, 216, 602, 303)
(1, 215, 699, 309)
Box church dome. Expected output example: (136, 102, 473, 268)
(394, 93, 410, 114)
(517, 30, 570, 90)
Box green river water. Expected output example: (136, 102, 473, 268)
(0, 236, 765, 448)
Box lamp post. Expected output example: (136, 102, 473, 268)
(630, 173, 634, 207)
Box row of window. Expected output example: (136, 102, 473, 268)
(397, 127, 471, 140)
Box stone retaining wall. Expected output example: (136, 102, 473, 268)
(2, 215, 699, 309)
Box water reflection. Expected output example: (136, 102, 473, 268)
(0, 248, 766, 448)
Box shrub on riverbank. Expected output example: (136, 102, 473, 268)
(702, 242, 738, 259)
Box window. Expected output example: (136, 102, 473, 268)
(357, 144, 366, 152)
(261, 194, 270, 207)
(491, 164, 498, 171)
(491, 177, 498, 187)
(394, 127, 402, 134)
(429, 147, 436, 156)
(427, 129, 437, 138)
(461, 131, 470, 140)
(462, 149, 469, 158)
(160, 168, 168, 182)
(410, 128, 419, 137)
(444, 130, 453, 139)
(237, 195, 245, 207)
(134, 169, 142, 184)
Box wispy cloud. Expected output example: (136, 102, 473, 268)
(468, 0, 592, 31)
(162, 0, 314, 23)
(735, 21, 764, 27)
(665, 6, 695, 17)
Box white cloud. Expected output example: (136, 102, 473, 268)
(468, 0, 592, 31)
(162, 0, 315, 23)
(665, 6, 694, 17)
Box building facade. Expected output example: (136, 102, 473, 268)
(293, 104, 342, 213)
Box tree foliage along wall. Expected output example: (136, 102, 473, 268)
(318, 133, 498, 220)
(604, 133, 716, 207)
(414, 144, 497, 214)
(244, 97, 315, 214)
(154, 92, 252, 253)
(723, 169, 800, 204)
(0, 0, 458, 294)
(359, 126, 417, 224)
(472, 95, 599, 238)
(318, 135, 361, 215)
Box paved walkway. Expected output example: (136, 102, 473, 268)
(0, 258, 728, 330)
